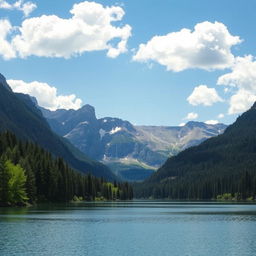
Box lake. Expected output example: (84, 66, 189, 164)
(1, 201, 256, 256)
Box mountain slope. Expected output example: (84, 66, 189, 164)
(0, 75, 116, 181)
(136, 103, 256, 199)
(134, 122, 226, 157)
(42, 104, 226, 181)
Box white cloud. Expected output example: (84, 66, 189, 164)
(133, 21, 241, 72)
(7, 79, 83, 110)
(217, 55, 256, 114)
(184, 112, 198, 120)
(179, 122, 186, 127)
(0, 0, 11, 8)
(187, 85, 223, 106)
(205, 120, 219, 125)
(218, 55, 256, 92)
(0, 0, 36, 17)
(228, 89, 256, 115)
(0, 19, 16, 59)
(2, 1, 131, 59)
(218, 113, 224, 119)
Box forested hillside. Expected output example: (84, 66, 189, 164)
(0, 132, 133, 206)
(135, 103, 256, 200)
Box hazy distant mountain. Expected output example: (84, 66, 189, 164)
(0, 74, 116, 181)
(41, 104, 227, 181)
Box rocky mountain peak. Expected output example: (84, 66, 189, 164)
(185, 121, 206, 129)
(75, 104, 96, 122)
(99, 117, 135, 132)
(79, 104, 95, 114)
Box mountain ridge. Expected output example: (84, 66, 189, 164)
(0, 74, 116, 181)
(39, 102, 227, 181)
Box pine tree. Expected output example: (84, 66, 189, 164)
(19, 158, 36, 203)
(0, 159, 9, 205)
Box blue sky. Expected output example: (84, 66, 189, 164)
(1, 0, 256, 125)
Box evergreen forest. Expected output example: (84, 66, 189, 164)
(0, 131, 133, 206)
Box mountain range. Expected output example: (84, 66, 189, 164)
(0, 71, 228, 184)
(0, 74, 116, 181)
(41, 104, 227, 181)
(3, 69, 255, 201)
(4, 70, 255, 201)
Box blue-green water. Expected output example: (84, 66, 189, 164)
(1, 201, 256, 256)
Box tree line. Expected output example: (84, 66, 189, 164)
(0, 131, 133, 206)
(135, 170, 256, 200)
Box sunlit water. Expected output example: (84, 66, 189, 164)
(1, 201, 256, 256)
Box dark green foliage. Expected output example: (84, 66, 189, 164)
(135, 103, 256, 200)
(0, 132, 133, 204)
(19, 158, 37, 203)
(119, 168, 155, 181)
(0, 159, 10, 203)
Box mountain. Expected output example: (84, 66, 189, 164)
(135, 121, 226, 158)
(0, 74, 116, 181)
(0, 73, 12, 91)
(41, 104, 227, 181)
(136, 103, 256, 200)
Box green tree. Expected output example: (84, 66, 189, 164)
(5, 161, 28, 205)
(19, 158, 37, 203)
(0, 132, 133, 204)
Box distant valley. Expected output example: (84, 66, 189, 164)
(41, 104, 227, 181)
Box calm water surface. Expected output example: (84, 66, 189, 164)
(1, 201, 256, 256)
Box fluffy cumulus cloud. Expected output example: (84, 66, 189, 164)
(133, 21, 241, 72)
(205, 120, 219, 125)
(187, 85, 223, 106)
(217, 55, 256, 114)
(8, 79, 82, 110)
(0, 1, 131, 59)
(0, 19, 16, 59)
(0, 0, 36, 17)
(228, 89, 256, 115)
(184, 112, 198, 120)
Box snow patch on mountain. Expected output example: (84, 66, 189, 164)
(109, 127, 122, 134)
